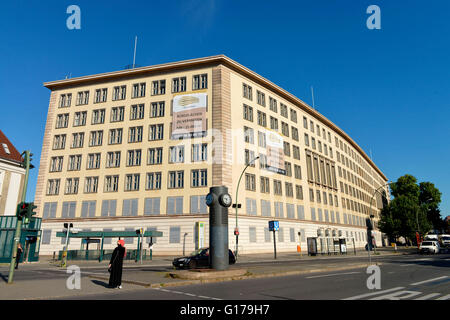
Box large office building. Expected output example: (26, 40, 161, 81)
(35, 55, 389, 255)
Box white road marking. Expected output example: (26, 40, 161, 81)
(342, 287, 405, 300)
(154, 287, 222, 300)
(414, 293, 441, 300)
(306, 271, 360, 279)
(370, 290, 422, 300)
(399, 264, 415, 267)
(410, 276, 448, 286)
(436, 294, 450, 300)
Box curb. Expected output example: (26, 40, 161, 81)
(88, 262, 382, 289)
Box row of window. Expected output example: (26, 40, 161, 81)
(58, 74, 208, 108)
(56, 103, 167, 129)
(49, 145, 208, 173)
(41, 196, 207, 220)
(46, 169, 207, 195)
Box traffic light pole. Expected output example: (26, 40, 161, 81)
(8, 151, 31, 284)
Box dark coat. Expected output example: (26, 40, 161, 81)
(108, 245, 125, 287)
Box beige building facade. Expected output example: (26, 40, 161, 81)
(35, 55, 389, 255)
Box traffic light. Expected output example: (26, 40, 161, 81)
(25, 202, 37, 224)
(16, 202, 28, 221)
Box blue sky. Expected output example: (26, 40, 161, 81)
(0, 0, 448, 217)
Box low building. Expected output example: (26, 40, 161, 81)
(0, 129, 25, 216)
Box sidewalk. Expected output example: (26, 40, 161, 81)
(0, 247, 416, 300)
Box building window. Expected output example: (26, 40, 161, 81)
(53, 134, 66, 150)
(122, 198, 138, 216)
(296, 185, 303, 200)
(149, 124, 164, 141)
(167, 197, 183, 215)
(245, 173, 256, 191)
(112, 85, 126, 101)
(125, 174, 140, 191)
(243, 83, 253, 100)
(245, 149, 256, 167)
(283, 142, 291, 157)
(89, 130, 103, 147)
(127, 149, 142, 166)
(292, 127, 299, 141)
(270, 116, 278, 130)
(76, 91, 89, 105)
(274, 202, 284, 218)
(285, 161, 292, 177)
(108, 128, 123, 145)
(168, 171, 184, 189)
(147, 147, 163, 165)
(56, 114, 69, 128)
(192, 143, 207, 162)
(287, 204, 295, 219)
(244, 126, 254, 144)
(150, 102, 165, 118)
(81, 201, 96, 218)
(190, 195, 207, 214)
(59, 93, 72, 108)
(191, 169, 207, 187)
(274, 180, 282, 196)
(49, 156, 63, 172)
(132, 82, 146, 98)
(87, 153, 101, 169)
(71, 132, 84, 148)
(269, 97, 277, 112)
(84, 176, 99, 193)
(73, 111, 87, 127)
(294, 164, 302, 180)
(260, 176, 270, 194)
(281, 122, 289, 137)
(46, 179, 60, 195)
(169, 226, 181, 243)
(257, 111, 267, 127)
(280, 103, 288, 118)
(290, 109, 297, 123)
(65, 178, 79, 195)
(304, 133, 310, 147)
(61, 201, 76, 218)
(249, 227, 257, 242)
(111, 106, 125, 122)
(104, 175, 119, 192)
(130, 104, 145, 120)
(94, 88, 108, 103)
(128, 126, 143, 143)
(246, 198, 257, 216)
(258, 131, 266, 148)
(146, 172, 162, 190)
(293, 146, 300, 160)
(42, 202, 57, 219)
(68, 155, 82, 171)
(172, 77, 186, 93)
(193, 74, 207, 90)
(151, 80, 165, 95)
(256, 90, 266, 107)
(101, 200, 117, 217)
(285, 182, 293, 197)
(169, 145, 185, 163)
(144, 198, 161, 215)
(261, 200, 271, 217)
(243, 104, 253, 122)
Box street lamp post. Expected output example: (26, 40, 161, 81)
(234, 156, 259, 260)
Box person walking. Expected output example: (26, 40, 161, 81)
(15, 243, 23, 269)
(108, 239, 126, 289)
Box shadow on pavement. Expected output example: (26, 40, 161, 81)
(388, 254, 450, 268)
(0, 272, 8, 283)
(91, 279, 111, 288)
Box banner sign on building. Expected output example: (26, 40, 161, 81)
(195, 221, 205, 250)
(171, 92, 207, 139)
(265, 129, 286, 175)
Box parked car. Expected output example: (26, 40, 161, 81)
(172, 248, 236, 269)
(440, 236, 450, 247)
(419, 241, 440, 254)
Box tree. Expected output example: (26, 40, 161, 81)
(379, 174, 436, 244)
(419, 182, 443, 231)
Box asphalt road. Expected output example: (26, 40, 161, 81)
(51, 253, 450, 300)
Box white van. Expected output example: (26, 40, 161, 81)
(419, 241, 440, 254)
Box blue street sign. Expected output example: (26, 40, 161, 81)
(269, 221, 279, 231)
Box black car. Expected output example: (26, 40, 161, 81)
(172, 248, 236, 269)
